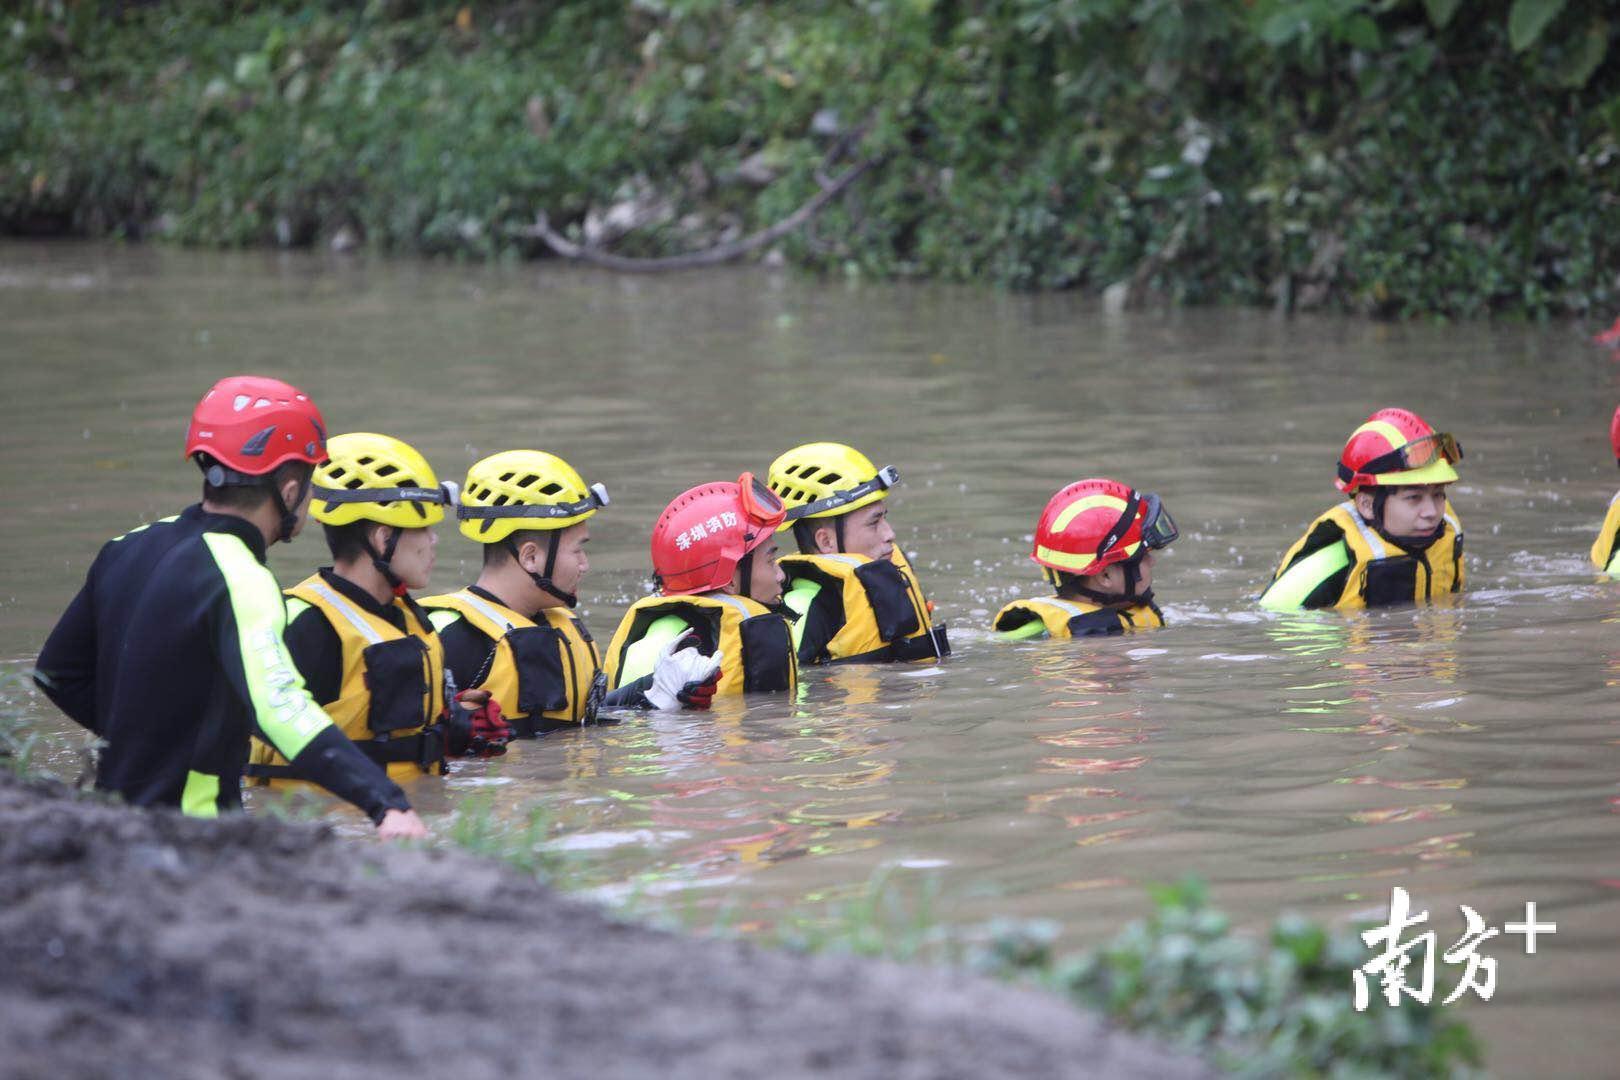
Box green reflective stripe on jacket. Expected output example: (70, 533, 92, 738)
(181, 770, 220, 818)
(202, 532, 330, 760)
(998, 618, 1049, 641)
(783, 578, 821, 651)
(620, 615, 690, 684)
(113, 514, 182, 542)
(1259, 540, 1352, 611)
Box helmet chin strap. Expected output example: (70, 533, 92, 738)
(364, 525, 408, 597)
(510, 532, 577, 609)
(1055, 553, 1151, 607)
(736, 549, 757, 600)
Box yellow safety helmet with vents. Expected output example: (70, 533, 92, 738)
(312, 433, 447, 529)
(767, 442, 900, 532)
(457, 450, 609, 544)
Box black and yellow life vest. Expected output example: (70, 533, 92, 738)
(1261, 500, 1465, 610)
(603, 592, 797, 697)
(420, 588, 602, 736)
(1591, 492, 1620, 576)
(247, 573, 446, 786)
(992, 595, 1165, 639)
(780, 547, 949, 664)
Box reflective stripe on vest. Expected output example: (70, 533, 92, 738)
(305, 579, 386, 644)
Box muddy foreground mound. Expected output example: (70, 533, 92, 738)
(0, 774, 1204, 1079)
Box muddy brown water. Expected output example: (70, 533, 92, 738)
(3, 241, 1617, 1076)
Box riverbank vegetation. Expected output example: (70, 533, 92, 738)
(5, 1, 1617, 318)
(682, 872, 1481, 1077)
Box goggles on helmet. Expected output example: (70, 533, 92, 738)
(739, 472, 786, 533)
(316, 483, 455, 507)
(1338, 432, 1462, 488)
(783, 465, 900, 522)
(1095, 490, 1177, 561)
(458, 482, 610, 522)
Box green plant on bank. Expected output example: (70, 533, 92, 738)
(442, 792, 575, 882)
(691, 872, 1480, 1078)
(3, 0, 1617, 318)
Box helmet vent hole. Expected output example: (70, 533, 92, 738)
(376, 464, 397, 477)
(493, 494, 510, 506)
(328, 467, 347, 480)
(344, 478, 364, 490)
(357, 456, 374, 467)
(499, 472, 515, 483)
(232, 395, 251, 411)
(538, 482, 562, 495)
(822, 472, 842, 486)
(517, 474, 540, 488)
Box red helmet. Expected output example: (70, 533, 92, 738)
(651, 473, 785, 595)
(1335, 407, 1460, 493)
(183, 375, 328, 476)
(1609, 403, 1620, 466)
(1032, 478, 1177, 579)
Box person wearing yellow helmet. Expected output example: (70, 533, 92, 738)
(246, 433, 511, 791)
(423, 450, 722, 729)
(765, 442, 948, 665)
(1260, 408, 1466, 610)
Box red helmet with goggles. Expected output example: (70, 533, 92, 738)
(184, 375, 328, 479)
(1032, 478, 1178, 580)
(1335, 408, 1461, 493)
(651, 473, 786, 595)
(1609, 403, 1620, 467)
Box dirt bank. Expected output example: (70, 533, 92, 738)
(0, 774, 1204, 1079)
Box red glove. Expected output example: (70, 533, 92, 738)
(676, 669, 720, 710)
(458, 689, 511, 757)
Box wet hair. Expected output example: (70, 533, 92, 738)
(201, 460, 313, 511)
(482, 528, 549, 569)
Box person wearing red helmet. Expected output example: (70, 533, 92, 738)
(33, 376, 427, 838)
(1591, 404, 1620, 577)
(603, 474, 797, 698)
(993, 479, 1178, 639)
(1260, 407, 1465, 610)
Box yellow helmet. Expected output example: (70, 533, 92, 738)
(311, 433, 447, 529)
(456, 450, 608, 544)
(766, 442, 900, 532)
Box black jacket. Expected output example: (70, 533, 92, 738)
(34, 504, 410, 822)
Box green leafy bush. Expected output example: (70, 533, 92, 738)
(3, 0, 1616, 318)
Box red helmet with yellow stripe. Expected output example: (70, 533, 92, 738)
(1032, 479, 1178, 579)
(1335, 408, 1461, 493)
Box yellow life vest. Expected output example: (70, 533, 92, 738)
(247, 574, 446, 787)
(1262, 500, 1465, 610)
(992, 595, 1165, 639)
(419, 588, 602, 735)
(1591, 492, 1620, 576)
(780, 547, 949, 664)
(603, 592, 797, 697)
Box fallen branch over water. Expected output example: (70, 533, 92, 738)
(511, 158, 878, 272)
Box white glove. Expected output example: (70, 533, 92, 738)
(645, 633, 723, 711)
